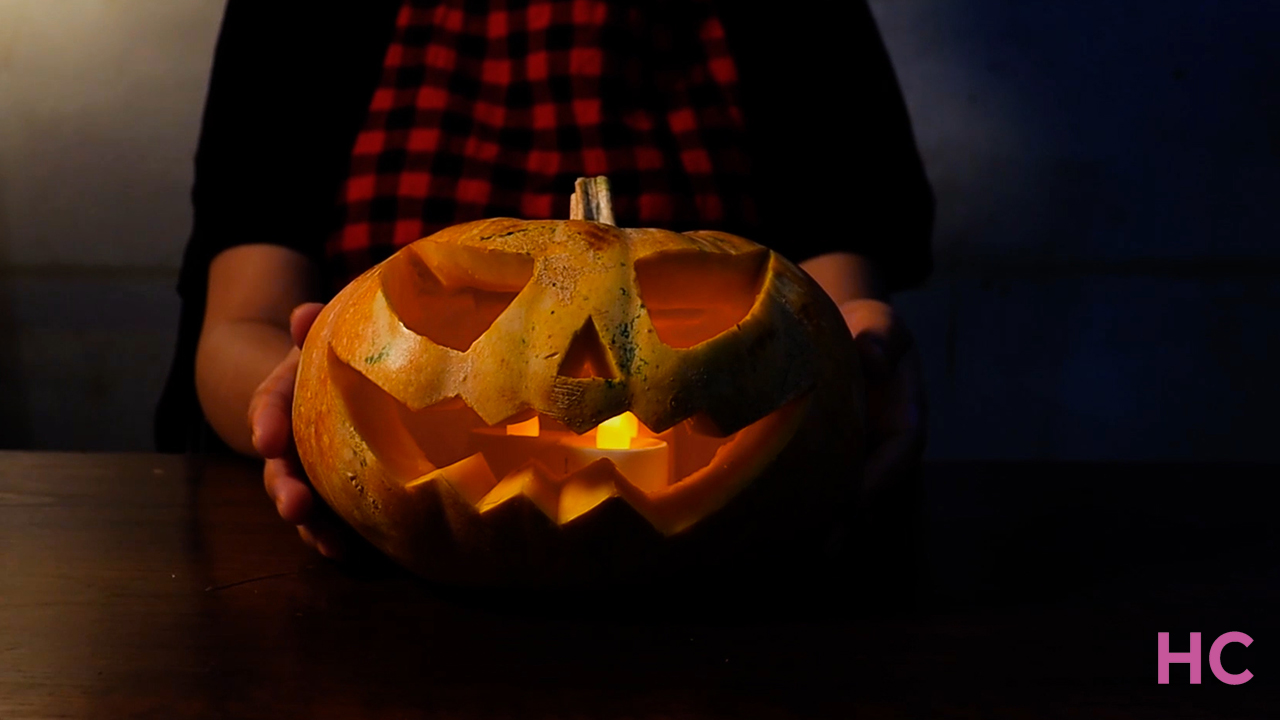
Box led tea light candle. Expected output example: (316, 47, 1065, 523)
(563, 412, 670, 493)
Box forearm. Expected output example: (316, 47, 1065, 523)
(196, 318, 295, 456)
(800, 251, 889, 305)
(195, 244, 320, 456)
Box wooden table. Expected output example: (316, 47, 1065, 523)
(1, 452, 1276, 718)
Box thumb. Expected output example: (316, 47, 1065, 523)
(841, 298, 911, 380)
(290, 303, 326, 349)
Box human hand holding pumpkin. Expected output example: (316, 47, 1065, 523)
(798, 251, 927, 501)
(839, 298, 927, 501)
(249, 301, 349, 560)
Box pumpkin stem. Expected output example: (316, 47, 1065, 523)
(569, 176, 615, 225)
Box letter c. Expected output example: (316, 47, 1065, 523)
(1209, 631, 1253, 685)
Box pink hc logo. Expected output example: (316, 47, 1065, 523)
(1158, 632, 1254, 684)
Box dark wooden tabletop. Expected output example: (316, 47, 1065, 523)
(1, 452, 1276, 719)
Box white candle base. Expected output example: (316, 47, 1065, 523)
(562, 436, 670, 493)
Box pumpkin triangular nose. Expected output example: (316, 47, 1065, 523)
(557, 318, 617, 379)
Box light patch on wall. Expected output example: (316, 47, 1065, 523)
(0, 0, 224, 268)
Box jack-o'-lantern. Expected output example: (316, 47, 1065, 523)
(293, 178, 864, 585)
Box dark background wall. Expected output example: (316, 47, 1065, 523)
(878, 0, 1279, 460)
(0, 0, 1275, 459)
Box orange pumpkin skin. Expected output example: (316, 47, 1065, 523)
(293, 217, 864, 586)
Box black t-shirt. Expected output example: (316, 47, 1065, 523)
(157, 0, 934, 452)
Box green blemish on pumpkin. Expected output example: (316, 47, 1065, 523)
(611, 316, 638, 372)
(631, 355, 650, 381)
(364, 346, 390, 365)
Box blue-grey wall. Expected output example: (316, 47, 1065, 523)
(0, 1, 223, 450)
(872, 0, 1279, 460)
(0, 1, 1275, 459)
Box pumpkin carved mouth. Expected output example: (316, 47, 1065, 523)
(328, 345, 808, 536)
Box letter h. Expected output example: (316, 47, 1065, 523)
(1158, 632, 1201, 684)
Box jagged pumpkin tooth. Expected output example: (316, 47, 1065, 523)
(405, 452, 497, 507)
(476, 463, 560, 521)
(557, 458, 628, 525)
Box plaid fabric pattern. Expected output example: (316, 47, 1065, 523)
(328, 0, 755, 288)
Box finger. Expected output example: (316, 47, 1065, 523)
(263, 456, 314, 525)
(840, 299, 915, 371)
(304, 520, 347, 561)
(268, 461, 348, 561)
(295, 511, 348, 562)
(249, 347, 301, 458)
(290, 302, 325, 349)
(297, 525, 321, 552)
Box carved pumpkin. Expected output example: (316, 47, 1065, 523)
(293, 178, 864, 585)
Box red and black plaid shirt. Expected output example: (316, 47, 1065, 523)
(327, 0, 756, 288)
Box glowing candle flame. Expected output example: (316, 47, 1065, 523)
(506, 416, 540, 437)
(596, 412, 638, 450)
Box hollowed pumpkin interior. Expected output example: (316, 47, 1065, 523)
(633, 248, 769, 349)
(382, 243, 535, 352)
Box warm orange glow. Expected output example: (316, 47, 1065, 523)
(506, 416, 540, 437)
(596, 412, 638, 450)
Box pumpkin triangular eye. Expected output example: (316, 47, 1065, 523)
(634, 248, 769, 349)
(381, 242, 534, 352)
(557, 318, 616, 379)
